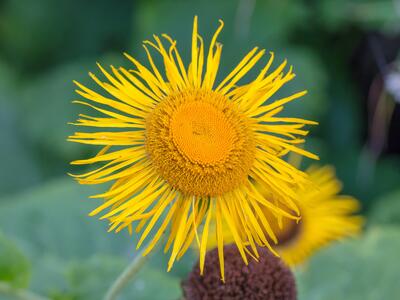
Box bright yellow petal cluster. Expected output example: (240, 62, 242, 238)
(68, 17, 318, 281)
(207, 165, 364, 267)
(277, 165, 364, 266)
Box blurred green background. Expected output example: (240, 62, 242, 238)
(0, 0, 399, 299)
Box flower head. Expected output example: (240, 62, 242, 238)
(68, 16, 317, 280)
(271, 165, 364, 266)
(182, 244, 297, 300)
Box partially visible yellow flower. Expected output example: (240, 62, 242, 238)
(68, 16, 318, 281)
(274, 165, 363, 266)
(208, 165, 364, 266)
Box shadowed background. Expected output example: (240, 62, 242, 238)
(0, 0, 399, 299)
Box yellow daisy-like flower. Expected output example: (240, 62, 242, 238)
(208, 165, 363, 267)
(273, 165, 363, 266)
(68, 17, 318, 280)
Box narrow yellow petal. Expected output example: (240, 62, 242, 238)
(191, 16, 199, 86)
(218, 196, 248, 265)
(167, 198, 191, 271)
(215, 200, 225, 282)
(199, 201, 213, 274)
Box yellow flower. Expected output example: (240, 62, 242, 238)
(275, 165, 363, 266)
(68, 17, 317, 281)
(208, 165, 363, 267)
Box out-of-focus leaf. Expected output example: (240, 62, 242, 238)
(325, 74, 362, 152)
(296, 227, 400, 300)
(371, 158, 400, 202)
(29, 255, 71, 299)
(65, 255, 181, 300)
(250, 0, 309, 45)
(0, 177, 130, 296)
(318, 0, 400, 32)
(0, 177, 132, 260)
(0, 100, 41, 197)
(0, 177, 194, 296)
(368, 190, 400, 226)
(320, 67, 365, 202)
(0, 231, 31, 288)
(0, 62, 41, 197)
(65, 255, 125, 300)
(333, 151, 400, 208)
(0, 0, 134, 73)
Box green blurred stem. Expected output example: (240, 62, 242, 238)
(0, 281, 50, 300)
(104, 248, 149, 300)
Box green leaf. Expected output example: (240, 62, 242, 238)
(65, 255, 181, 300)
(296, 227, 400, 300)
(0, 177, 194, 296)
(318, 0, 400, 32)
(0, 62, 41, 197)
(0, 231, 31, 288)
(128, 264, 181, 300)
(0, 99, 41, 198)
(0, 177, 132, 261)
(368, 190, 400, 226)
(26, 254, 75, 299)
(0, 178, 130, 296)
(0, 0, 134, 73)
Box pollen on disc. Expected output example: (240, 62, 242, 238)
(170, 101, 235, 165)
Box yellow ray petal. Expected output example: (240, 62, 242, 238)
(199, 201, 213, 274)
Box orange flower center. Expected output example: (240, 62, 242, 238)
(146, 90, 255, 196)
(170, 101, 235, 165)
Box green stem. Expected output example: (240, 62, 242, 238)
(104, 249, 149, 300)
(0, 281, 50, 300)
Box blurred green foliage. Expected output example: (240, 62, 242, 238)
(318, 0, 400, 31)
(0, 0, 133, 73)
(296, 227, 400, 300)
(0, 0, 399, 299)
(368, 190, 400, 226)
(63, 255, 181, 300)
(0, 232, 31, 288)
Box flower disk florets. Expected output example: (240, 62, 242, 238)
(146, 89, 255, 196)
